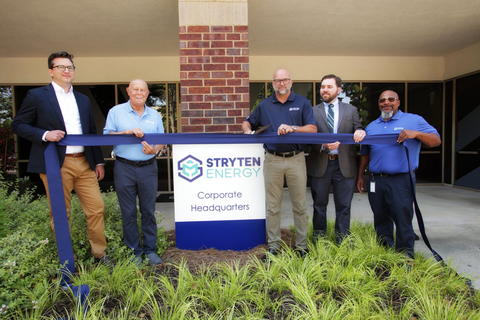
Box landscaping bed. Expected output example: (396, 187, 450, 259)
(1, 183, 479, 319)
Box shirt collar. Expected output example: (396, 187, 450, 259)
(127, 100, 149, 114)
(323, 99, 339, 109)
(272, 90, 296, 103)
(51, 81, 73, 95)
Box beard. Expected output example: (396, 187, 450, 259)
(274, 84, 292, 95)
(322, 91, 338, 103)
(381, 110, 394, 120)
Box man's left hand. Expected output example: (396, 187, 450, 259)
(353, 129, 366, 143)
(95, 165, 105, 181)
(397, 129, 417, 143)
(141, 141, 158, 155)
(277, 124, 293, 135)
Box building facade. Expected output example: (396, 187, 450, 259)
(1, 0, 479, 191)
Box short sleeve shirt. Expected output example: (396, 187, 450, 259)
(361, 110, 439, 174)
(103, 101, 164, 161)
(244, 90, 316, 152)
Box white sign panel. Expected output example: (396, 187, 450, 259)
(173, 144, 265, 223)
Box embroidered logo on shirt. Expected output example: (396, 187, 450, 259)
(394, 127, 404, 131)
(146, 120, 155, 124)
(289, 108, 300, 111)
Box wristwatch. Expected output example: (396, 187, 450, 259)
(292, 125, 298, 132)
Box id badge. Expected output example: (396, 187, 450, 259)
(370, 180, 376, 193)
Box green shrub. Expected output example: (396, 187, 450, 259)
(0, 201, 6, 239)
(0, 179, 170, 317)
(0, 225, 58, 312)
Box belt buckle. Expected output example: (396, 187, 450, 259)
(328, 154, 335, 160)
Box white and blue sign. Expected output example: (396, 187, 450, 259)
(173, 144, 266, 250)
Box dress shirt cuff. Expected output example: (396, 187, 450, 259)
(42, 131, 49, 142)
(96, 163, 105, 166)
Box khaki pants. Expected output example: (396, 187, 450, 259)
(264, 152, 309, 250)
(40, 155, 107, 258)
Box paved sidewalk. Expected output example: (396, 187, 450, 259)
(156, 185, 480, 288)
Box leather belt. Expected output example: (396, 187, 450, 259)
(65, 152, 85, 158)
(266, 149, 303, 158)
(116, 156, 155, 167)
(372, 172, 409, 178)
(328, 154, 338, 160)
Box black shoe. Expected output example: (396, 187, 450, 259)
(295, 247, 308, 259)
(96, 255, 115, 267)
(261, 248, 278, 263)
(414, 233, 420, 241)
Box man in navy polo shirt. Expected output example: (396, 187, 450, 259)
(104, 79, 165, 266)
(356, 90, 441, 259)
(242, 69, 317, 261)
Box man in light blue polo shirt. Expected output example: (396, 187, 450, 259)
(356, 90, 441, 259)
(104, 79, 165, 266)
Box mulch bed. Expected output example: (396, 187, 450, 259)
(161, 228, 297, 272)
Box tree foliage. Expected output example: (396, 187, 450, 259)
(0, 87, 14, 174)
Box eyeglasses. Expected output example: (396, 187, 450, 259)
(378, 97, 397, 103)
(52, 65, 76, 72)
(273, 78, 291, 84)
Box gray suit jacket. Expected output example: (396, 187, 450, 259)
(306, 101, 363, 178)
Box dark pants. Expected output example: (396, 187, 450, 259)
(309, 159, 354, 242)
(114, 159, 158, 256)
(368, 173, 415, 258)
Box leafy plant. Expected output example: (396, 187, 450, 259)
(342, 83, 371, 128)
(0, 87, 15, 175)
(0, 178, 170, 318)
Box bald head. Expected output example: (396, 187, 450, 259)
(272, 69, 292, 96)
(129, 79, 148, 89)
(380, 90, 399, 100)
(127, 79, 149, 108)
(378, 90, 401, 120)
(273, 69, 290, 80)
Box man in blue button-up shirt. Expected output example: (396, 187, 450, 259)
(356, 90, 440, 259)
(104, 79, 164, 266)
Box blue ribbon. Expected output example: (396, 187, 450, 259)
(45, 132, 400, 316)
(45, 143, 90, 318)
(57, 132, 400, 146)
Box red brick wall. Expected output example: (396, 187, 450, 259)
(179, 25, 249, 133)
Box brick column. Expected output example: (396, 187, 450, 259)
(178, 0, 249, 133)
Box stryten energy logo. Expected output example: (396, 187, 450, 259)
(178, 155, 203, 182)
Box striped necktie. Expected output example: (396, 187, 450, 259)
(327, 104, 334, 133)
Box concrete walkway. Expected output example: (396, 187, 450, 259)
(156, 185, 480, 288)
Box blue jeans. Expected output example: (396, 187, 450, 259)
(114, 159, 158, 256)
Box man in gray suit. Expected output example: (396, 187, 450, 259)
(307, 74, 366, 243)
